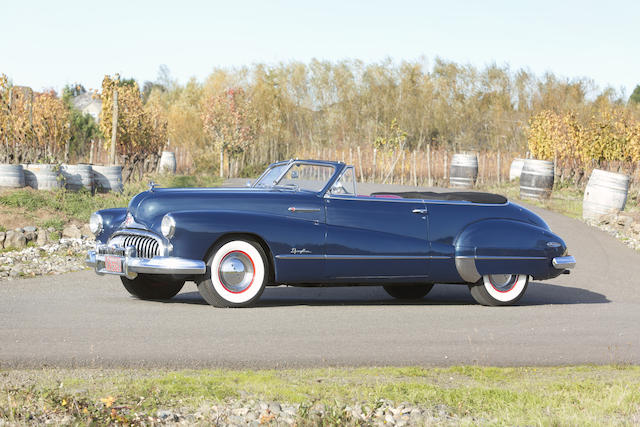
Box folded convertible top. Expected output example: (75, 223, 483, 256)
(370, 191, 508, 204)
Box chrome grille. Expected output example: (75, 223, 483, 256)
(121, 234, 160, 259)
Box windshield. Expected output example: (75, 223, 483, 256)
(253, 162, 336, 192)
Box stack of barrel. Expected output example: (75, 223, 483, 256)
(0, 163, 123, 193)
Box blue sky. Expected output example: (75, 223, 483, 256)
(1, 0, 638, 96)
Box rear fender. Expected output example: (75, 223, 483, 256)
(454, 219, 566, 282)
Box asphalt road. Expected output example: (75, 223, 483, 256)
(1, 184, 639, 368)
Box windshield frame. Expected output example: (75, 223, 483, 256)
(252, 160, 345, 195)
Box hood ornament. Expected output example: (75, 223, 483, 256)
(148, 181, 156, 192)
(123, 212, 134, 227)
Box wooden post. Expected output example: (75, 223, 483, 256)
(412, 151, 417, 187)
(401, 151, 405, 185)
(219, 147, 224, 178)
(373, 148, 377, 182)
(427, 144, 432, 186)
(357, 146, 364, 183)
(89, 139, 95, 164)
(110, 87, 118, 166)
(390, 151, 395, 184)
(443, 151, 448, 184)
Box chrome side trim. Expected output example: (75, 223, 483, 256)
(456, 255, 547, 260)
(455, 256, 481, 283)
(275, 254, 452, 260)
(275, 255, 325, 260)
(327, 255, 433, 260)
(552, 255, 576, 269)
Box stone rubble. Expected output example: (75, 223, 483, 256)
(0, 224, 86, 250)
(24, 399, 465, 426)
(0, 235, 94, 281)
(586, 212, 640, 251)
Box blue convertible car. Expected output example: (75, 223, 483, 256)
(86, 159, 575, 307)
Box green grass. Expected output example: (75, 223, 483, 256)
(0, 173, 222, 225)
(39, 217, 65, 231)
(1, 366, 639, 425)
(480, 179, 639, 220)
(481, 180, 590, 219)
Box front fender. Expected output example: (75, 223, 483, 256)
(165, 210, 326, 283)
(95, 208, 127, 243)
(454, 219, 566, 282)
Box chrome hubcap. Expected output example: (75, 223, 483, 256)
(488, 274, 517, 291)
(218, 251, 254, 293)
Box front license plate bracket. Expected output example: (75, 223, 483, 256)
(104, 255, 123, 273)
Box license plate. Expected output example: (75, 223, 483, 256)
(104, 255, 123, 273)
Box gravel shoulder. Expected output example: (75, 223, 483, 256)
(2, 366, 639, 426)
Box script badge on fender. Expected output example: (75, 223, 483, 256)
(105, 255, 123, 273)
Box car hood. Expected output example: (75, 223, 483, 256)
(127, 187, 316, 229)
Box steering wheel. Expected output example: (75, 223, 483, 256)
(330, 180, 346, 194)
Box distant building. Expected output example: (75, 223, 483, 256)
(71, 92, 102, 122)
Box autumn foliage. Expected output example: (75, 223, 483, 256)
(0, 75, 71, 163)
(528, 109, 640, 181)
(201, 87, 258, 175)
(99, 75, 167, 161)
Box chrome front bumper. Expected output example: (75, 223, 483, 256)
(86, 244, 206, 279)
(552, 255, 576, 270)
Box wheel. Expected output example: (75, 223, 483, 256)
(120, 275, 184, 300)
(468, 274, 529, 306)
(196, 238, 268, 308)
(383, 284, 433, 300)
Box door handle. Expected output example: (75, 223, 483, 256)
(412, 208, 428, 215)
(288, 207, 321, 213)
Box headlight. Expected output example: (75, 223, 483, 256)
(161, 214, 176, 239)
(89, 212, 103, 235)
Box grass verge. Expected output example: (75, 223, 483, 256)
(0, 174, 222, 229)
(480, 180, 639, 220)
(1, 366, 639, 425)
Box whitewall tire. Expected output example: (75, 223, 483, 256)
(197, 239, 268, 307)
(469, 274, 529, 306)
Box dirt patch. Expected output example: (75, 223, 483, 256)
(0, 206, 65, 230)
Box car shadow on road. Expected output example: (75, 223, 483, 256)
(166, 281, 609, 307)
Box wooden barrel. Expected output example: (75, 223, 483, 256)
(519, 159, 554, 200)
(0, 164, 25, 188)
(582, 169, 629, 220)
(449, 153, 478, 189)
(93, 165, 123, 193)
(509, 158, 524, 181)
(62, 164, 93, 191)
(22, 164, 63, 190)
(159, 151, 177, 174)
